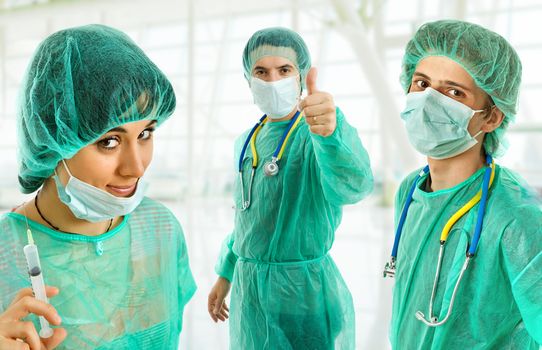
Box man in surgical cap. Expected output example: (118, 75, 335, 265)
(207, 27, 373, 349)
(388, 19, 541, 349)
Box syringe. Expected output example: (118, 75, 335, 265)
(23, 228, 54, 338)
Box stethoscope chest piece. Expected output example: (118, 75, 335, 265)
(264, 160, 279, 176)
(238, 111, 302, 209)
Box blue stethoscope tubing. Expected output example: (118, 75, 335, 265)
(238, 115, 266, 172)
(238, 111, 301, 172)
(384, 154, 495, 327)
(391, 154, 493, 261)
(237, 111, 301, 210)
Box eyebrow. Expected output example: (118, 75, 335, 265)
(253, 64, 295, 71)
(413, 71, 472, 92)
(106, 120, 157, 134)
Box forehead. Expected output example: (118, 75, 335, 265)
(415, 56, 475, 87)
(105, 119, 156, 134)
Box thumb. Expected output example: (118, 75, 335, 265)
(305, 67, 318, 95)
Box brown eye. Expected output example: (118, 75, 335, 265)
(449, 89, 464, 98)
(139, 128, 154, 140)
(415, 80, 429, 89)
(97, 137, 119, 150)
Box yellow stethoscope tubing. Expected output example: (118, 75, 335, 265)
(439, 160, 496, 242)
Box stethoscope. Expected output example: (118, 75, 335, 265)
(238, 111, 302, 211)
(383, 154, 495, 327)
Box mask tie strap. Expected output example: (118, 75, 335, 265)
(61, 159, 74, 178)
(472, 130, 484, 139)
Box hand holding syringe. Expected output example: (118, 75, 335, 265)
(0, 225, 66, 350)
(0, 286, 65, 350)
(24, 228, 54, 338)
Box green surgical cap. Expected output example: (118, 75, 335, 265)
(242, 27, 311, 89)
(400, 20, 522, 157)
(17, 24, 176, 193)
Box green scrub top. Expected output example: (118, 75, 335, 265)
(390, 165, 541, 349)
(216, 108, 374, 349)
(0, 197, 196, 350)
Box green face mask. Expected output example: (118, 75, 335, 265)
(401, 88, 485, 159)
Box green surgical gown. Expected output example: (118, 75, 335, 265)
(0, 197, 196, 350)
(390, 165, 542, 349)
(215, 108, 373, 350)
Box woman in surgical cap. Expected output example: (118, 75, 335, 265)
(0, 24, 196, 349)
(387, 20, 541, 349)
(206, 27, 373, 349)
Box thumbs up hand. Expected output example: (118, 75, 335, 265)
(299, 67, 337, 137)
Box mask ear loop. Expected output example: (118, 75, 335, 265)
(53, 160, 73, 190)
(472, 96, 497, 129)
(62, 160, 74, 177)
(472, 130, 484, 139)
(56, 159, 74, 179)
(479, 93, 497, 118)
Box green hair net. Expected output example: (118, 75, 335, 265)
(242, 27, 311, 89)
(17, 24, 176, 193)
(400, 20, 522, 157)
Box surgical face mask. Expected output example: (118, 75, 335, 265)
(250, 75, 300, 119)
(53, 160, 148, 222)
(400, 87, 486, 159)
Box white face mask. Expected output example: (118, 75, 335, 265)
(401, 88, 486, 159)
(250, 76, 300, 119)
(54, 160, 148, 222)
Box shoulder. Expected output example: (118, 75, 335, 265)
(234, 128, 254, 153)
(133, 196, 177, 216)
(491, 167, 542, 265)
(494, 167, 540, 202)
(129, 197, 190, 250)
(0, 212, 22, 237)
(0, 213, 21, 253)
(393, 168, 425, 212)
(130, 197, 182, 230)
(0, 212, 10, 225)
(0, 213, 28, 310)
(491, 166, 541, 227)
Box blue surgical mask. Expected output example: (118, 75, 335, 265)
(400, 88, 485, 159)
(250, 76, 300, 119)
(54, 160, 148, 222)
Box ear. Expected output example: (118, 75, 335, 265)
(481, 106, 505, 133)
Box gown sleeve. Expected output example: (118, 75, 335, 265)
(174, 218, 197, 331)
(500, 206, 542, 344)
(309, 107, 373, 206)
(214, 234, 237, 282)
(213, 132, 248, 282)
